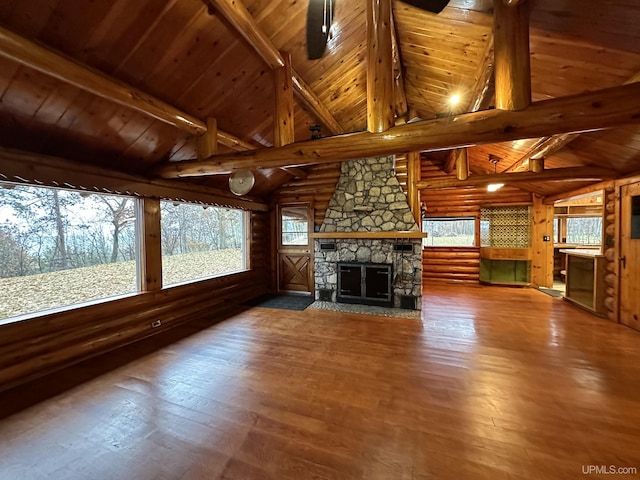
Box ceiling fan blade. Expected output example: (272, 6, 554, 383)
(399, 0, 451, 14)
(307, 0, 335, 60)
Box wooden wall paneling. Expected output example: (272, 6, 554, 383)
(420, 155, 532, 283)
(423, 247, 481, 283)
(531, 194, 554, 288)
(37, 0, 116, 58)
(0, 270, 267, 392)
(605, 184, 618, 322)
(274, 163, 341, 227)
(395, 154, 408, 192)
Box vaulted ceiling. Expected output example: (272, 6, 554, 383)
(0, 0, 639, 198)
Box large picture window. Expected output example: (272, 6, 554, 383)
(160, 201, 246, 286)
(0, 183, 138, 321)
(422, 217, 476, 247)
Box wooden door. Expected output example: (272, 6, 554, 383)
(277, 204, 313, 293)
(620, 182, 640, 331)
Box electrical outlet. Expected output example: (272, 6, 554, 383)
(151, 320, 162, 328)
(543, 235, 551, 242)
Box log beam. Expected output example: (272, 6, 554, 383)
(198, 118, 218, 159)
(367, 0, 395, 133)
(205, 0, 344, 135)
(0, 24, 258, 153)
(274, 52, 295, 147)
(529, 157, 544, 173)
(505, 70, 640, 173)
(407, 152, 421, 224)
(455, 148, 469, 181)
(494, 0, 531, 110)
(0, 25, 205, 135)
(390, 11, 408, 122)
(443, 150, 457, 174)
(467, 35, 495, 113)
(291, 72, 343, 135)
(416, 167, 615, 190)
(155, 82, 640, 178)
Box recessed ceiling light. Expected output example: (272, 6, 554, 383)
(449, 94, 461, 106)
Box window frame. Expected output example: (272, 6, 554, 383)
(159, 200, 249, 288)
(0, 183, 141, 321)
(422, 216, 477, 248)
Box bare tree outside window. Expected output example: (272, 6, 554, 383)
(0, 184, 138, 320)
(160, 201, 246, 286)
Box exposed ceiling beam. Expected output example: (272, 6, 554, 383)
(494, 0, 531, 111)
(416, 167, 615, 190)
(0, 24, 258, 152)
(443, 150, 456, 174)
(155, 82, 640, 178)
(367, 0, 395, 133)
(280, 167, 309, 179)
(390, 11, 409, 123)
(467, 35, 495, 113)
(204, 0, 344, 135)
(505, 70, 640, 173)
(0, 147, 268, 211)
(543, 180, 614, 205)
(291, 72, 343, 135)
(504, 135, 578, 173)
(274, 51, 295, 148)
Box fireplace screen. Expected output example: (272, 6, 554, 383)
(337, 262, 392, 307)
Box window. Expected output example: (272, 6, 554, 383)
(0, 183, 138, 320)
(422, 217, 476, 247)
(160, 201, 246, 286)
(566, 217, 602, 245)
(280, 205, 309, 246)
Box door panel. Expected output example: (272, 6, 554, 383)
(620, 182, 640, 331)
(279, 254, 311, 292)
(277, 204, 313, 293)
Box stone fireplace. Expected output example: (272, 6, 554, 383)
(313, 155, 423, 310)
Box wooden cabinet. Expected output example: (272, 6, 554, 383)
(479, 248, 531, 285)
(562, 249, 606, 316)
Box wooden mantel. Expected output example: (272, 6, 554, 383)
(312, 231, 427, 239)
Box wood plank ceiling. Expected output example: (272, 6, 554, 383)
(0, 0, 639, 197)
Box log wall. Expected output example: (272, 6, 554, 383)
(274, 163, 341, 227)
(603, 185, 618, 322)
(420, 159, 533, 283)
(0, 215, 270, 392)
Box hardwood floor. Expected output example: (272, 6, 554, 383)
(1, 284, 639, 480)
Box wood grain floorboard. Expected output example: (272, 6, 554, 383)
(1, 284, 639, 479)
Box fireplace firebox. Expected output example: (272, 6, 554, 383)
(337, 262, 393, 307)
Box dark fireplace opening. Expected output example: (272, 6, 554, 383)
(337, 262, 392, 307)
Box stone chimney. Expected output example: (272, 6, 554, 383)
(320, 155, 419, 232)
(314, 155, 423, 310)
